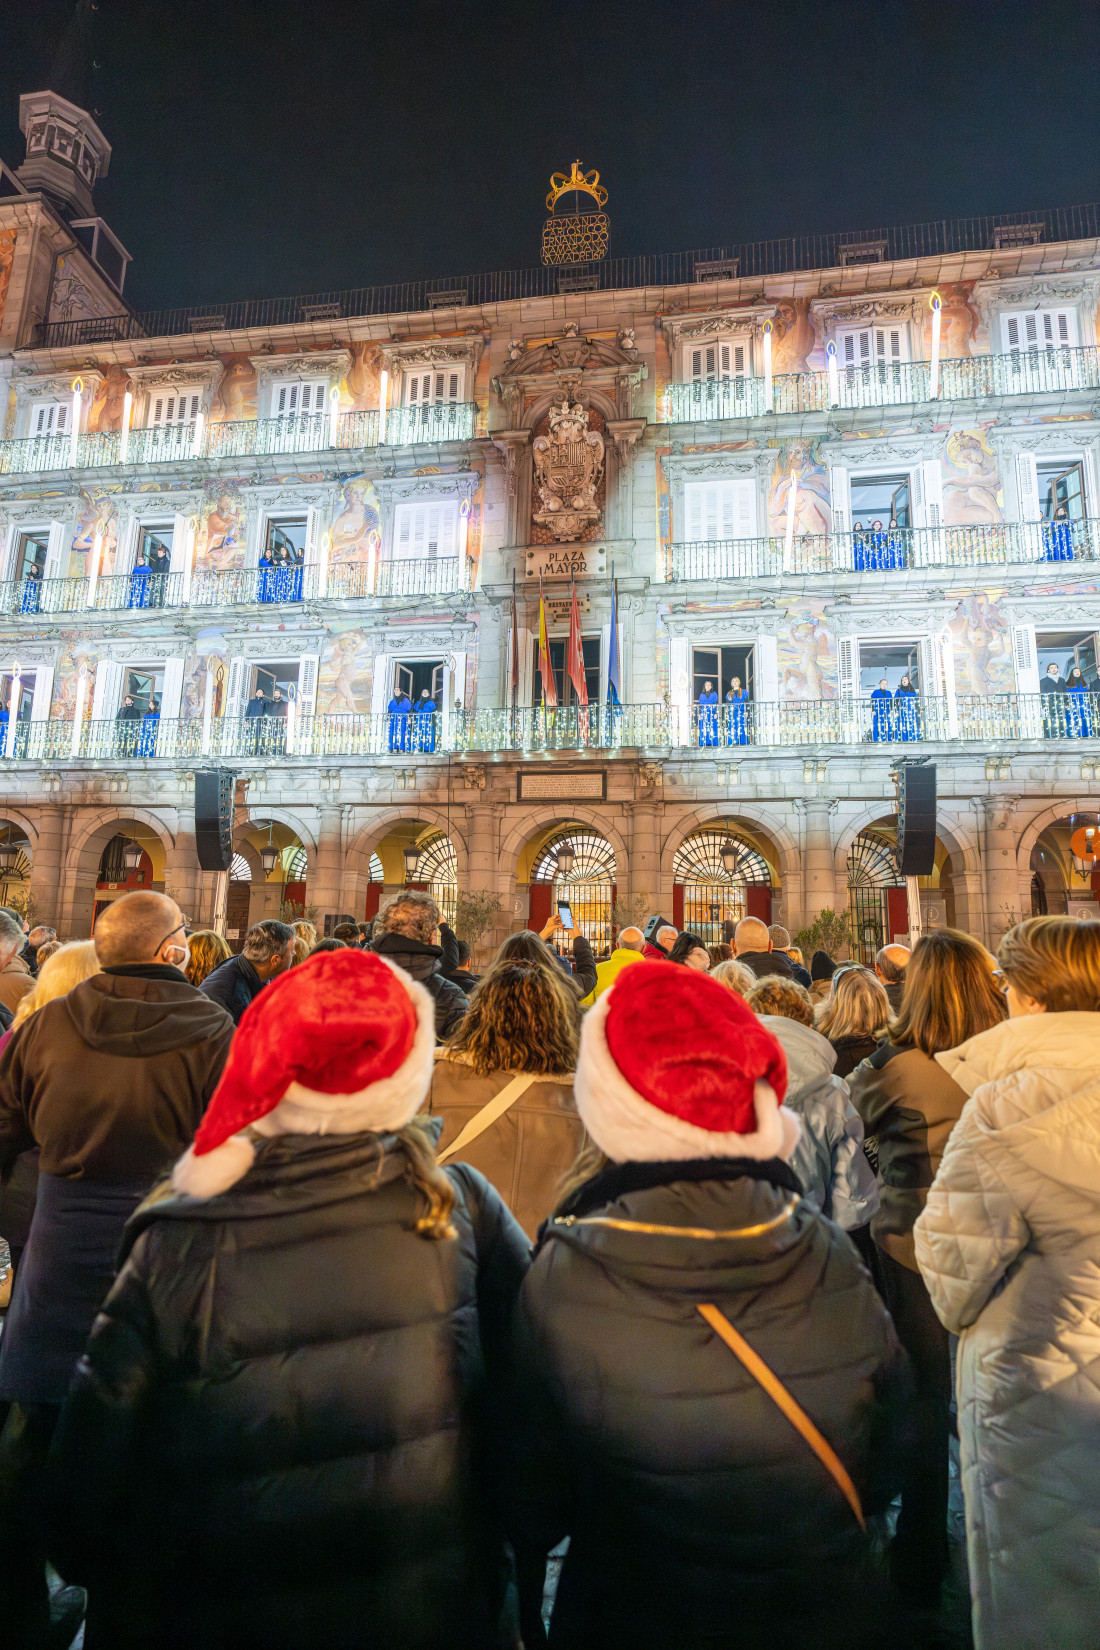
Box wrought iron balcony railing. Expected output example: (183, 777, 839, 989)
(9, 690, 1097, 765)
(670, 517, 1100, 580)
(0, 403, 478, 478)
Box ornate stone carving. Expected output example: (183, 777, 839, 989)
(532, 399, 605, 542)
(604, 417, 647, 473)
(462, 763, 486, 790)
(491, 327, 646, 423)
(638, 761, 664, 787)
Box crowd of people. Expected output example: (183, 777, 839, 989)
(0, 891, 1097, 1650)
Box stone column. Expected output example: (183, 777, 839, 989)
(27, 804, 65, 930)
(625, 797, 662, 914)
(795, 797, 838, 933)
(312, 805, 346, 924)
(466, 800, 508, 956)
(981, 795, 1023, 948)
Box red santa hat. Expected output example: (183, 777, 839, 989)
(172, 949, 436, 1198)
(574, 961, 799, 1164)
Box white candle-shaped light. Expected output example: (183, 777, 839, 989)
(120, 390, 133, 462)
(191, 409, 205, 459)
(69, 378, 83, 467)
(378, 368, 389, 445)
(182, 516, 197, 605)
(285, 689, 297, 756)
(201, 664, 214, 756)
(458, 496, 470, 563)
(70, 665, 87, 760)
(929, 291, 942, 400)
(826, 341, 840, 408)
(318, 530, 331, 600)
(762, 319, 774, 412)
(328, 386, 340, 447)
(784, 469, 798, 568)
(5, 660, 20, 759)
(86, 530, 103, 609)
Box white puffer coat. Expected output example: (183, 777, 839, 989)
(913, 1013, 1100, 1650)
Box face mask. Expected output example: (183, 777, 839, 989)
(162, 943, 188, 968)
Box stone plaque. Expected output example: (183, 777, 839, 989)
(526, 543, 606, 581)
(545, 593, 591, 624)
(518, 768, 607, 800)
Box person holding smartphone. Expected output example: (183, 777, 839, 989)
(538, 913, 597, 1000)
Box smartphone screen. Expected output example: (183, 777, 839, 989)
(556, 900, 574, 930)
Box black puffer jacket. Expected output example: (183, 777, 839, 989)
(46, 1130, 530, 1650)
(372, 932, 469, 1040)
(508, 1159, 911, 1650)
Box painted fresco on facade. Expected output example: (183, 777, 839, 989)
(771, 299, 815, 375)
(780, 605, 837, 699)
(210, 356, 258, 424)
(767, 440, 830, 537)
(0, 227, 16, 334)
(922, 282, 981, 358)
(942, 427, 1003, 523)
(330, 477, 381, 566)
(948, 592, 1013, 695)
(196, 489, 247, 571)
(87, 366, 132, 432)
(70, 487, 121, 575)
(319, 627, 372, 714)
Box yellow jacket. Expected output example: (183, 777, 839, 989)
(581, 945, 646, 1006)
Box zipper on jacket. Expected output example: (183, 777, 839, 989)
(553, 1196, 799, 1240)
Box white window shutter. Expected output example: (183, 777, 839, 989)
(1011, 623, 1040, 695)
(829, 467, 851, 534)
(919, 635, 940, 698)
(297, 654, 319, 721)
(685, 484, 703, 541)
(370, 654, 391, 718)
(159, 657, 185, 722)
(44, 521, 66, 581)
(733, 478, 756, 538)
(447, 650, 467, 711)
(304, 505, 319, 569)
(920, 460, 944, 531)
(1083, 445, 1099, 515)
(937, 630, 959, 737)
(1016, 451, 1040, 521)
(755, 636, 779, 702)
(30, 666, 54, 722)
(91, 659, 123, 722)
(837, 634, 857, 699)
(224, 656, 247, 722)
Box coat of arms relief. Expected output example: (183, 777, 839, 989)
(532, 398, 605, 542)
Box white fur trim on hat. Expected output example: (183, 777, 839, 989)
(171, 964, 437, 1199)
(575, 986, 802, 1165)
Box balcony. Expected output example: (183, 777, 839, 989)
(0, 556, 467, 617)
(0, 403, 478, 479)
(670, 518, 1100, 580)
(664, 345, 1100, 423)
(10, 692, 1097, 765)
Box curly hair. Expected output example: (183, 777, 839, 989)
(185, 929, 231, 988)
(446, 955, 580, 1075)
(746, 975, 815, 1026)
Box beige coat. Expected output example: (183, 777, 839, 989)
(914, 1014, 1100, 1650)
(428, 1057, 584, 1240)
(0, 955, 33, 1016)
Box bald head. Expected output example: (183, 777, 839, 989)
(94, 892, 186, 970)
(875, 943, 910, 985)
(619, 926, 645, 952)
(734, 917, 772, 955)
(656, 926, 678, 950)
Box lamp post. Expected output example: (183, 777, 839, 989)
(0, 828, 19, 872)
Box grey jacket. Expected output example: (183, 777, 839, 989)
(758, 1016, 878, 1232)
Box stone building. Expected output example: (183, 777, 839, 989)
(0, 97, 1098, 952)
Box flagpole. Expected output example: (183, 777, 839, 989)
(511, 566, 518, 746)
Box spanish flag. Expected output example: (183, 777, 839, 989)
(537, 576, 558, 706)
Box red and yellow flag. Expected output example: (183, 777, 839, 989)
(537, 577, 558, 706)
(567, 577, 588, 706)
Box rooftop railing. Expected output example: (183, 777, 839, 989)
(0, 402, 477, 478)
(29, 202, 1100, 347)
(11, 690, 1097, 764)
(670, 518, 1099, 580)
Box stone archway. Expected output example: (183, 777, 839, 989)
(658, 805, 796, 930)
(63, 808, 177, 937)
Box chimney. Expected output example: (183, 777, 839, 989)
(15, 90, 111, 219)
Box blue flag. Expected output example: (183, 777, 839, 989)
(607, 578, 621, 705)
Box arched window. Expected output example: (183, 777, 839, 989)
(847, 829, 904, 963)
(285, 846, 307, 882)
(673, 824, 771, 943)
(531, 829, 616, 951)
(229, 853, 252, 882)
(368, 852, 383, 882)
(415, 835, 457, 926)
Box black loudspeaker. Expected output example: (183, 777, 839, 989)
(897, 762, 937, 877)
(195, 769, 236, 872)
(643, 913, 671, 943)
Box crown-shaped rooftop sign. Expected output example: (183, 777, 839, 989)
(542, 160, 610, 268)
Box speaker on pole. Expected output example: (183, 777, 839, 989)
(896, 761, 937, 877)
(195, 769, 236, 872)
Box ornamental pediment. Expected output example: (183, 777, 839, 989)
(818, 434, 936, 466)
(812, 293, 927, 325)
(127, 361, 225, 391)
(492, 324, 646, 421)
(662, 447, 774, 483)
(375, 472, 479, 505)
(379, 336, 484, 374)
(1000, 593, 1100, 626)
(249, 349, 352, 386)
(989, 421, 1100, 454)
(823, 600, 957, 630)
(660, 304, 776, 353)
(15, 370, 104, 404)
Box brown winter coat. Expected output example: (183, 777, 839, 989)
(0, 954, 33, 1015)
(427, 1056, 584, 1239)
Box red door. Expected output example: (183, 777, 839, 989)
(365, 883, 382, 920)
(886, 886, 909, 942)
(528, 882, 553, 934)
(745, 885, 772, 924)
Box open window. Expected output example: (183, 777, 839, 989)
(692, 645, 754, 702)
(394, 659, 445, 702)
(1036, 629, 1098, 683)
(9, 528, 49, 584)
(1036, 459, 1087, 524)
(0, 670, 36, 720)
(856, 640, 922, 695)
(251, 659, 301, 701)
(119, 665, 164, 716)
(849, 472, 913, 532)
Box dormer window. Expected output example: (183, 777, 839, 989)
(272, 379, 328, 418)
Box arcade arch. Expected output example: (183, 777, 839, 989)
(671, 821, 774, 944)
(846, 815, 962, 961)
(521, 821, 617, 949)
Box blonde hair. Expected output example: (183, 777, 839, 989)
(710, 958, 756, 998)
(291, 936, 311, 967)
(292, 919, 318, 950)
(12, 940, 100, 1029)
(998, 916, 1100, 1013)
(816, 967, 892, 1041)
(890, 928, 1006, 1055)
(185, 929, 231, 989)
(747, 975, 814, 1026)
(787, 946, 804, 968)
(395, 1116, 457, 1240)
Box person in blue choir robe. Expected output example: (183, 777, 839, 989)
(725, 677, 749, 746)
(886, 516, 907, 571)
(697, 680, 719, 746)
(387, 689, 413, 752)
(20, 561, 43, 615)
(137, 697, 160, 758)
(1042, 503, 1075, 563)
(895, 673, 921, 742)
(128, 553, 152, 609)
(414, 687, 437, 753)
(852, 519, 869, 572)
(283, 547, 304, 602)
(257, 546, 277, 602)
(870, 678, 894, 742)
(867, 517, 890, 571)
(1065, 666, 1094, 737)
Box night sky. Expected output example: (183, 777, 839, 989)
(1, 0, 1099, 312)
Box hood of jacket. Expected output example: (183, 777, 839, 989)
(758, 1015, 836, 1093)
(937, 1012, 1100, 1197)
(371, 930, 443, 982)
(63, 970, 233, 1058)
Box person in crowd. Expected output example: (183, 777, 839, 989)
(508, 962, 910, 1650)
(852, 518, 868, 571)
(915, 916, 1100, 1650)
(430, 953, 584, 1240)
(28, 938, 60, 970)
(1040, 659, 1067, 738)
(268, 687, 288, 753)
(707, 941, 733, 967)
(768, 924, 811, 987)
(733, 914, 793, 980)
(371, 891, 468, 1040)
(709, 957, 756, 998)
(292, 918, 318, 954)
(747, 975, 878, 1238)
(505, 924, 597, 1004)
(894, 674, 920, 743)
(871, 677, 894, 742)
(725, 675, 750, 746)
(115, 692, 141, 757)
(816, 966, 893, 1078)
(332, 921, 363, 948)
(387, 684, 413, 753)
(201, 918, 295, 1025)
(874, 943, 910, 1013)
(184, 927, 231, 989)
(414, 685, 437, 753)
(697, 678, 719, 747)
(244, 684, 269, 755)
(128, 550, 151, 610)
(667, 930, 710, 970)
(357, 921, 372, 947)
(642, 922, 677, 960)
(438, 923, 479, 993)
(20, 557, 43, 615)
(787, 943, 806, 971)
(886, 515, 907, 570)
(290, 931, 310, 966)
(45, 947, 531, 1650)
(848, 928, 1007, 1608)
(309, 937, 346, 954)
(148, 538, 171, 606)
(24, 925, 57, 978)
(809, 949, 837, 1004)
(1065, 663, 1094, 737)
(136, 694, 160, 757)
(0, 908, 33, 1018)
(1043, 500, 1074, 562)
(0, 892, 233, 1647)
